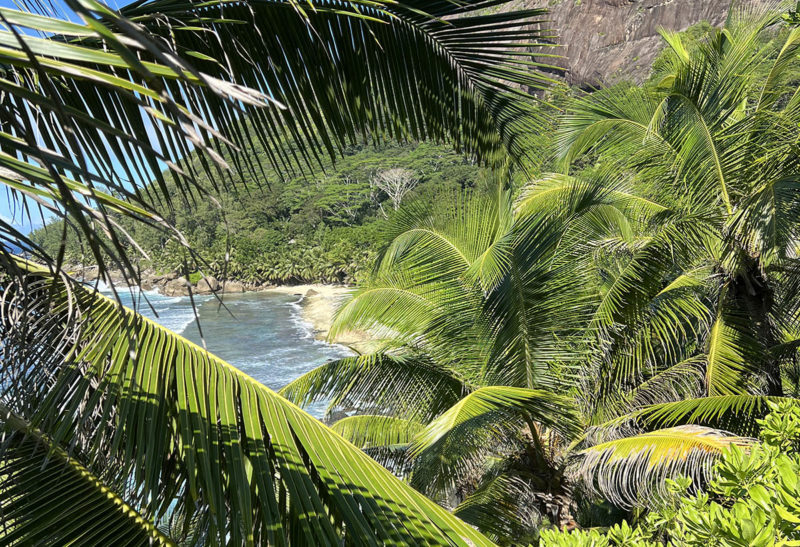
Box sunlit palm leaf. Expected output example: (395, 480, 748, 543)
(576, 425, 753, 509)
(0, 260, 493, 546)
(280, 350, 467, 423)
(332, 415, 424, 449)
(632, 395, 796, 435)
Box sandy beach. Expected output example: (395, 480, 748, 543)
(265, 285, 372, 350)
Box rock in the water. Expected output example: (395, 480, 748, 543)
(305, 288, 319, 297)
(195, 276, 220, 294)
(221, 280, 246, 293)
(162, 276, 191, 297)
(71, 264, 99, 282)
(102, 269, 125, 285)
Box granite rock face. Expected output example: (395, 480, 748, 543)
(529, 0, 732, 87)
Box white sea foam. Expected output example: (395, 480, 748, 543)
(287, 296, 316, 339)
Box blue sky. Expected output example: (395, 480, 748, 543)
(0, 0, 158, 234)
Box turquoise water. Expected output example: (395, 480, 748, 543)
(105, 285, 352, 418)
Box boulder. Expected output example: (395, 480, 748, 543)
(305, 288, 319, 297)
(221, 280, 246, 293)
(75, 265, 99, 282)
(102, 269, 125, 285)
(195, 275, 220, 294)
(162, 276, 191, 297)
(527, 0, 731, 88)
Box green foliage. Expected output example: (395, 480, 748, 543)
(541, 401, 800, 546)
(31, 141, 492, 285)
(281, 5, 800, 544)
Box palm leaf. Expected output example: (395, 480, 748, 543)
(2, 0, 553, 279)
(332, 415, 424, 449)
(633, 395, 795, 435)
(576, 425, 753, 509)
(0, 406, 173, 546)
(120, 0, 556, 169)
(279, 351, 467, 423)
(454, 474, 541, 544)
(704, 287, 761, 396)
(411, 386, 581, 459)
(407, 387, 580, 497)
(1, 260, 493, 546)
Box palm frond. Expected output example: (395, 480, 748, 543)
(412, 386, 581, 456)
(454, 474, 541, 544)
(121, 0, 557, 170)
(407, 386, 579, 499)
(705, 288, 762, 396)
(576, 425, 753, 509)
(2, 0, 554, 278)
(279, 351, 467, 423)
(633, 395, 794, 435)
(585, 395, 795, 446)
(0, 406, 173, 546)
(332, 415, 424, 449)
(0, 260, 493, 546)
(515, 173, 669, 222)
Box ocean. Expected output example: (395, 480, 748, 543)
(103, 285, 353, 418)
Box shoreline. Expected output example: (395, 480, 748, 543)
(73, 265, 372, 350)
(264, 285, 373, 351)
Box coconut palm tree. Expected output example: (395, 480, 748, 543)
(280, 182, 754, 541)
(282, 4, 800, 540)
(556, 1, 800, 499)
(0, 0, 556, 544)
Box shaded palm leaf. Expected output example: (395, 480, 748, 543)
(407, 387, 580, 497)
(0, 406, 173, 546)
(411, 386, 581, 458)
(454, 474, 541, 545)
(2, 0, 553, 280)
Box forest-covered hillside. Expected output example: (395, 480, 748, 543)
(31, 141, 505, 284)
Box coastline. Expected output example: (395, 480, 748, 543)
(72, 265, 372, 350)
(264, 285, 373, 351)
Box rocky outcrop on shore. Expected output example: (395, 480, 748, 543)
(266, 285, 374, 351)
(71, 265, 270, 296)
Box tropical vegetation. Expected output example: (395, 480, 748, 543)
(6, 0, 800, 544)
(281, 3, 800, 543)
(31, 141, 496, 285)
(0, 0, 554, 544)
(540, 400, 800, 545)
